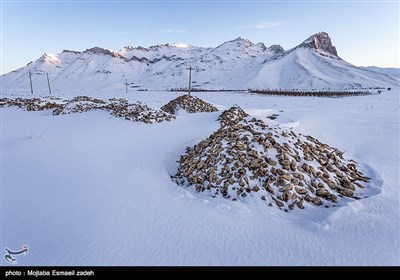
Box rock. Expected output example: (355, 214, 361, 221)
(304, 154, 313, 161)
(297, 199, 305, 209)
(339, 189, 354, 197)
(280, 173, 292, 181)
(316, 188, 330, 197)
(330, 194, 338, 203)
(266, 158, 277, 166)
(292, 173, 305, 180)
(304, 194, 313, 202)
(277, 177, 286, 186)
(197, 161, 205, 170)
(288, 201, 297, 210)
(264, 183, 275, 194)
(236, 141, 245, 150)
(209, 173, 217, 183)
(291, 178, 300, 185)
(280, 184, 293, 192)
(357, 175, 370, 183)
(295, 187, 307, 195)
(290, 161, 297, 171)
(282, 190, 292, 201)
(325, 179, 336, 190)
(272, 197, 285, 207)
(313, 197, 323, 206)
(276, 169, 285, 176)
(249, 159, 261, 169)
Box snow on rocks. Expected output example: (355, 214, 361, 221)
(104, 98, 175, 123)
(217, 106, 249, 126)
(172, 106, 371, 211)
(161, 94, 218, 114)
(52, 96, 106, 115)
(0, 97, 65, 111)
(0, 96, 175, 124)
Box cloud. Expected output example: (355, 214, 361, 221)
(238, 21, 285, 30)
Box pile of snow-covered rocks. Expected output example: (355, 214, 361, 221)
(52, 96, 106, 115)
(161, 94, 218, 114)
(54, 96, 175, 123)
(0, 97, 65, 111)
(172, 106, 370, 211)
(217, 106, 249, 126)
(0, 96, 175, 124)
(104, 98, 175, 123)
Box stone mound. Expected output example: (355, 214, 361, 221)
(52, 96, 105, 115)
(1, 96, 175, 124)
(0, 97, 65, 111)
(217, 106, 249, 126)
(104, 98, 175, 123)
(172, 107, 370, 211)
(161, 95, 218, 114)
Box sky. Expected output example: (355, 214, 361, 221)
(1, 0, 399, 75)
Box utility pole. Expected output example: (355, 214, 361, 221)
(46, 72, 52, 95)
(187, 66, 192, 95)
(28, 71, 34, 94)
(124, 79, 129, 94)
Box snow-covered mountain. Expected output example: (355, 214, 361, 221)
(360, 66, 400, 79)
(1, 32, 398, 91)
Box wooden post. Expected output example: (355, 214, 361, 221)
(124, 79, 129, 94)
(46, 72, 52, 95)
(29, 71, 34, 94)
(187, 67, 192, 95)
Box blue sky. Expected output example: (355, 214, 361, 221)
(1, 0, 399, 74)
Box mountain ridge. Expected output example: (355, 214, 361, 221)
(1, 32, 398, 91)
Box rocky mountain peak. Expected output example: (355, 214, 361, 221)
(41, 53, 60, 64)
(122, 45, 135, 51)
(84, 47, 125, 59)
(298, 32, 338, 57)
(217, 37, 254, 49)
(268, 44, 284, 55)
(84, 47, 114, 56)
(62, 49, 81, 54)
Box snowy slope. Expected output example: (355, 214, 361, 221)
(250, 32, 399, 90)
(1, 90, 399, 265)
(360, 66, 400, 78)
(250, 47, 397, 90)
(1, 32, 398, 91)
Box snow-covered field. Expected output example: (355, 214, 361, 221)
(1, 89, 399, 265)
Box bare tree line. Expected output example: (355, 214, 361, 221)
(248, 89, 381, 98)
